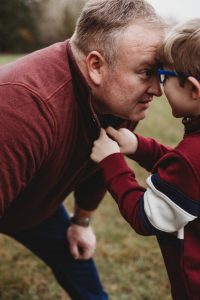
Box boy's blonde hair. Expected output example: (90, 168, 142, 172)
(71, 0, 164, 66)
(160, 18, 200, 77)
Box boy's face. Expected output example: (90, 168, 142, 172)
(162, 67, 200, 118)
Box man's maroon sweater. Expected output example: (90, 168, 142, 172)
(0, 40, 135, 233)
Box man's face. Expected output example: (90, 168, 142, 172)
(92, 23, 163, 122)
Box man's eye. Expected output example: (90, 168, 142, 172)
(145, 69, 153, 77)
(141, 69, 153, 79)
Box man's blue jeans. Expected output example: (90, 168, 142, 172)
(8, 205, 108, 300)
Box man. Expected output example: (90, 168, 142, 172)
(0, 0, 164, 299)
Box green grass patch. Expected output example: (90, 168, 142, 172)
(0, 55, 182, 299)
(0, 54, 24, 65)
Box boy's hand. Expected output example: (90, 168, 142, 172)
(106, 126, 138, 155)
(90, 128, 120, 163)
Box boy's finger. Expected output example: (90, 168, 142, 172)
(106, 126, 119, 140)
(99, 128, 106, 136)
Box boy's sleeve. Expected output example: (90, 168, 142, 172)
(98, 152, 200, 237)
(129, 134, 172, 171)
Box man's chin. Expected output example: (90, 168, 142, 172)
(129, 112, 147, 122)
(110, 110, 147, 122)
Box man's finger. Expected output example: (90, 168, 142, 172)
(79, 248, 93, 260)
(69, 243, 80, 260)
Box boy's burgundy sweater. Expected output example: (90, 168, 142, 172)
(0, 40, 135, 233)
(99, 116, 200, 300)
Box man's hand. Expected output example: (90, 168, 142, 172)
(106, 126, 138, 155)
(67, 224, 96, 260)
(90, 128, 120, 163)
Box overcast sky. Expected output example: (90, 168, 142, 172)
(147, 0, 200, 22)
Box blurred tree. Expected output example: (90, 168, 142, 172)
(59, 0, 87, 41)
(0, 0, 88, 52)
(0, 0, 39, 53)
(28, 0, 66, 46)
(29, 0, 87, 46)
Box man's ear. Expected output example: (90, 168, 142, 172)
(188, 76, 200, 99)
(86, 51, 106, 85)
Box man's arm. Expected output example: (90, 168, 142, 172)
(67, 203, 97, 260)
(74, 168, 106, 211)
(67, 169, 106, 260)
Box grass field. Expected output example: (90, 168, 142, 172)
(0, 55, 183, 300)
(0, 54, 24, 65)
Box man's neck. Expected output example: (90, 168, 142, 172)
(69, 39, 89, 83)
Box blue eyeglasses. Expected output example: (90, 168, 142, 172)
(157, 69, 185, 84)
(157, 68, 200, 84)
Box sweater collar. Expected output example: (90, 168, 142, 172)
(182, 115, 200, 135)
(66, 40, 101, 139)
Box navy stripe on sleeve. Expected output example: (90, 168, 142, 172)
(139, 196, 166, 236)
(151, 173, 200, 217)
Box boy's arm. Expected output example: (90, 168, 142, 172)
(106, 126, 171, 172)
(98, 152, 199, 237)
(129, 133, 172, 171)
(90, 130, 199, 236)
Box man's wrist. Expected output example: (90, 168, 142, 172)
(70, 216, 91, 227)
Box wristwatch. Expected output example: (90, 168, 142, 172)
(70, 216, 91, 227)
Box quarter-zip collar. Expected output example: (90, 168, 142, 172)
(182, 115, 200, 135)
(67, 40, 101, 140)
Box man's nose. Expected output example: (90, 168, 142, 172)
(149, 77, 162, 97)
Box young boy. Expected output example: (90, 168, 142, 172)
(90, 19, 200, 300)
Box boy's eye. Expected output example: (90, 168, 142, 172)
(160, 74, 169, 84)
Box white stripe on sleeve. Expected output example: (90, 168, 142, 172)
(143, 176, 197, 233)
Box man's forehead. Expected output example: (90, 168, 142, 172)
(126, 34, 162, 51)
(119, 36, 161, 54)
(122, 22, 164, 48)
(120, 39, 160, 62)
(139, 57, 160, 68)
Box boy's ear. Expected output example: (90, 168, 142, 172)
(86, 51, 106, 86)
(188, 76, 200, 99)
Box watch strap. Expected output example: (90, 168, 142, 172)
(70, 216, 90, 227)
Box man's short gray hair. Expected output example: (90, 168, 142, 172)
(71, 0, 164, 65)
